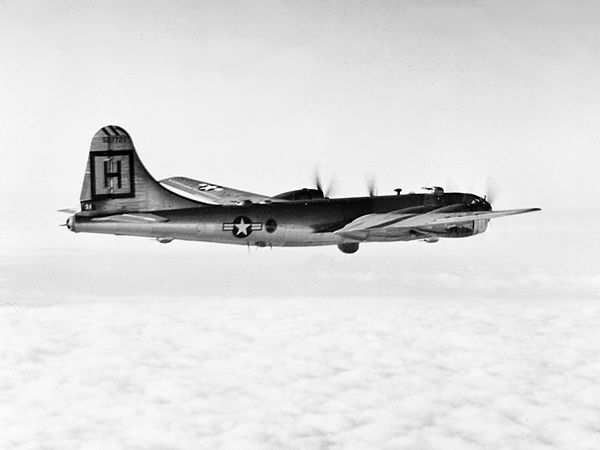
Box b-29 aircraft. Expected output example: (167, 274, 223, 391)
(62, 125, 540, 253)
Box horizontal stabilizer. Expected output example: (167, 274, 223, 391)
(58, 208, 78, 214)
(91, 213, 169, 223)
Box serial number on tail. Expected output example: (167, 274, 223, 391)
(102, 136, 128, 143)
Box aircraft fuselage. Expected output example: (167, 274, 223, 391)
(64, 125, 538, 253)
(68, 192, 490, 247)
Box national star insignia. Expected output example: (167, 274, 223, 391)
(222, 216, 263, 238)
(234, 217, 251, 236)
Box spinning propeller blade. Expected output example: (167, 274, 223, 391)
(366, 175, 378, 197)
(485, 176, 502, 206)
(313, 169, 336, 197)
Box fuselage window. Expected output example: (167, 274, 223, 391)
(265, 219, 277, 233)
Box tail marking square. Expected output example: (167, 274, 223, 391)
(90, 150, 135, 199)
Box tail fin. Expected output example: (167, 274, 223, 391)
(79, 125, 199, 215)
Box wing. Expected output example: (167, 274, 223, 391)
(160, 176, 270, 205)
(386, 208, 541, 228)
(336, 207, 540, 239)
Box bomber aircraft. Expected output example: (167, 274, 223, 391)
(61, 125, 540, 253)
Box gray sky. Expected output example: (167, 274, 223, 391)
(1, 0, 598, 299)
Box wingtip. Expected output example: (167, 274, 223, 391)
(512, 207, 542, 216)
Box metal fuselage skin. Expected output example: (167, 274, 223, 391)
(69, 192, 490, 247)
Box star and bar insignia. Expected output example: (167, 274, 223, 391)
(223, 216, 262, 238)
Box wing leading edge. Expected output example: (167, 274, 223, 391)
(335, 207, 540, 239)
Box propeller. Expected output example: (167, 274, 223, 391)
(313, 169, 336, 198)
(314, 170, 324, 194)
(366, 175, 378, 197)
(484, 176, 502, 206)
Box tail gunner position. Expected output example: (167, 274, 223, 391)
(62, 125, 540, 253)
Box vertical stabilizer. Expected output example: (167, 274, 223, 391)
(79, 125, 199, 215)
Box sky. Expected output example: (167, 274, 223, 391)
(1, 0, 599, 208)
(0, 0, 598, 299)
(1, 0, 600, 448)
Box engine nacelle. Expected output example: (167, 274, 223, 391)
(473, 218, 489, 235)
(338, 242, 359, 254)
(443, 218, 489, 238)
(271, 188, 325, 201)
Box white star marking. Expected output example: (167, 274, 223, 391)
(234, 218, 251, 236)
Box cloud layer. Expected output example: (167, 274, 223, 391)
(2, 296, 599, 449)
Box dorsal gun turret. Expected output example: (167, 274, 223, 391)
(422, 186, 444, 195)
